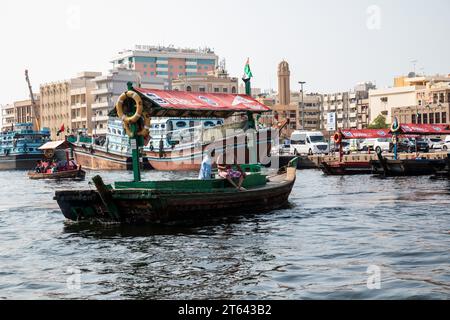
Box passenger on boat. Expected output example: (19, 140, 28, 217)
(35, 161, 42, 173)
(198, 150, 215, 180)
(216, 153, 247, 191)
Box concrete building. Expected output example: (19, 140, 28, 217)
(111, 45, 219, 85)
(323, 82, 375, 130)
(238, 84, 262, 97)
(14, 95, 39, 124)
(91, 68, 167, 136)
(40, 72, 102, 139)
(70, 72, 102, 134)
(369, 74, 450, 124)
(172, 61, 238, 94)
(392, 81, 450, 125)
(1, 104, 15, 129)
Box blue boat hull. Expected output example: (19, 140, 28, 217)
(0, 153, 44, 170)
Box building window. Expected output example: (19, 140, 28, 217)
(223, 88, 228, 93)
(231, 87, 236, 94)
(429, 113, 434, 124)
(435, 112, 440, 123)
(423, 113, 428, 124)
(412, 114, 416, 124)
(214, 88, 220, 93)
(186, 86, 192, 92)
(417, 114, 422, 124)
(442, 112, 447, 124)
(199, 87, 206, 92)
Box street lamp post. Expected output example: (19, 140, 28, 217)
(298, 81, 306, 130)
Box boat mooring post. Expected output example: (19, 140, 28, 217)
(244, 77, 258, 164)
(127, 82, 142, 183)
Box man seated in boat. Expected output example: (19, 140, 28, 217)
(216, 153, 247, 191)
(35, 160, 43, 173)
(198, 150, 215, 180)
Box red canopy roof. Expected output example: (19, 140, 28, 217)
(340, 124, 450, 140)
(135, 88, 270, 118)
(341, 129, 392, 139)
(398, 124, 450, 135)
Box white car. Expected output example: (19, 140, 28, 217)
(373, 138, 392, 154)
(290, 131, 329, 155)
(443, 135, 450, 151)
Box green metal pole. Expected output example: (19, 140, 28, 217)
(244, 79, 257, 164)
(126, 82, 142, 182)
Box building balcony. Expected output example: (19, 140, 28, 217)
(337, 114, 343, 119)
(71, 117, 87, 123)
(92, 88, 110, 95)
(349, 113, 357, 118)
(71, 103, 87, 110)
(92, 101, 111, 110)
(92, 115, 109, 122)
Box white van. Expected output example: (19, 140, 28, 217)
(290, 131, 329, 155)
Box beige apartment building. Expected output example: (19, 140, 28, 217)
(1, 104, 15, 129)
(40, 72, 101, 139)
(322, 82, 374, 131)
(14, 95, 39, 124)
(392, 81, 450, 125)
(369, 74, 450, 125)
(172, 62, 238, 94)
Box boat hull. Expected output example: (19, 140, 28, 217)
(54, 170, 296, 224)
(371, 158, 447, 176)
(72, 146, 132, 171)
(28, 168, 86, 180)
(320, 161, 373, 175)
(0, 153, 44, 170)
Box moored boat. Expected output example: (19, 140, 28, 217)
(320, 161, 373, 175)
(54, 158, 297, 224)
(0, 123, 51, 170)
(27, 140, 86, 180)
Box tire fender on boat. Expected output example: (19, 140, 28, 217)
(334, 132, 343, 144)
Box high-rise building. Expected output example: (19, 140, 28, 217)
(91, 68, 167, 136)
(111, 45, 219, 85)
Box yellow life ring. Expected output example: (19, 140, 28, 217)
(116, 91, 143, 124)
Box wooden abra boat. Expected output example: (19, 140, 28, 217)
(320, 161, 372, 175)
(28, 140, 86, 180)
(28, 166, 86, 180)
(54, 159, 298, 224)
(371, 151, 447, 177)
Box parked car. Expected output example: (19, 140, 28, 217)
(290, 131, 329, 155)
(359, 138, 376, 151)
(426, 137, 444, 149)
(394, 138, 429, 153)
(443, 135, 450, 151)
(330, 141, 351, 155)
(373, 138, 391, 154)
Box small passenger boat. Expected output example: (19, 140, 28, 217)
(54, 158, 297, 224)
(320, 161, 373, 175)
(28, 141, 86, 180)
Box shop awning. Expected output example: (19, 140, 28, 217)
(38, 140, 71, 150)
(341, 129, 392, 139)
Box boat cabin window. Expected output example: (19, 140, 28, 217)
(175, 121, 187, 128)
(204, 121, 215, 127)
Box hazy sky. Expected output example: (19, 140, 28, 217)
(1, 0, 449, 103)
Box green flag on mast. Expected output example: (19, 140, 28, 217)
(243, 58, 253, 80)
